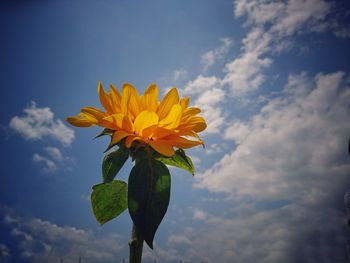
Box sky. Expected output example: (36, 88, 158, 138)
(1, 0, 350, 262)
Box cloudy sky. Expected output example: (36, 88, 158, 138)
(1, 1, 350, 262)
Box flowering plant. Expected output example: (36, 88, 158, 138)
(67, 82, 206, 262)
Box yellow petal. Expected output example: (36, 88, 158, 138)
(111, 131, 130, 145)
(122, 115, 134, 133)
(149, 140, 175, 157)
(140, 124, 157, 138)
(181, 107, 201, 123)
(165, 135, 203, 149)
(159, 104, 182, 129)
(178, 116, 207, 132)
(66, 113, 98, 127)
(98, 82, 113, 113)
(110, 84, 122, 112)
(81, 106, 107, 120)
(179, 97, 190, 110)
(143, 126, 177, 139)
(121, 83, 141, 120)
(101, 113, 134, 132)
(103, 113, 124, 128)
(134, 111, 159, 135)
(141, 84, 158, 112)
(157, 88, 179, 120)
(121, 83, 132, 116)
(177, 129, 202, 140)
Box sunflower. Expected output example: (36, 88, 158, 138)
(66, 82, 206, 157)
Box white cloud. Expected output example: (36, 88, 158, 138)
(3, 215, 18, 224)
(165, 201, 347, 263)
(11, 228, 34, 242)
(334, 27, 350, 39)
(9, 101, 74, 146)
(173, 69, 187, 82)
(223, 50, 272, 95)
(184, 75, 225, 134)
(197, 71, 350, 201)
(32, 153, 58, 173)
(195, 88, 226, 134)
(234, 1, 284, 25)
(201, 38, 233, 72)
(32, 146, 72, 173)
(205, 143, 224, 155)
(269, 0, 331, 36)
(183, 75, 221, 95)
(167, 234, 192, 246)
(181, 0, 346, 139)
(193, 208, 207, 221)
(223, 0, 336, 97)
(44, 146, 64, 161)
(0, 243, 10, 260)
(143, 246, 181, 263)
(235, 0, 331, 36)
(224, 120, 250, 143)
(2, 212, 124, 263)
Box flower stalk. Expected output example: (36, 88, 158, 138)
(129, 224, 144, 263)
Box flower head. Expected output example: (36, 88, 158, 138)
(66, 82, 206, 156)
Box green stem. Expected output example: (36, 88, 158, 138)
(129, 224, 144, 263)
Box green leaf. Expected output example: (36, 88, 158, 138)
(155, 149, 195, 175)
(128, 158, 171, 249)
(102, 147, 129, 183)
(94, 128, 114, 139)
(91, 180, 128, 225)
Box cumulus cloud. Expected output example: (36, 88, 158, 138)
(223, 50, 272, 95)
(32, 147, 72, 173)
(182, 0, 342, 134)
(183, 75, 225, 134)
(224, 0, 335, 96)
(9, 101, 74, 146)
(192, 208, 207, 221)
(0, 243, 10, 260)
(167, 234, 192, 246)
(44, 146, 64, 161)
(164, 201, 347, 263)
(183, 75, 221, 95)
(224, 120, 250, 143)
(32, 153, 58, 173)
(2, 212, 124, 263)
(334, 27, 350, 39)
(204, 143, 224, 155)
(235, 0, 332, 36)
(173, 69, 187, 82)
(197, 71, 350, 199)
(201, 38, 233, 72)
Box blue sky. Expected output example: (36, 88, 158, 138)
(1, 0, 350, 262)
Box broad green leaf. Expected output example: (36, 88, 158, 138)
(102, 147, 129, 183)
(94, 128, 114, 139)
(155, 149, 195, 175)
(91, 180, 128, 225)
(128, 158, 171, 249)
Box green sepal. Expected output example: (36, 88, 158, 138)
(91, 180, 128, 225)
(128, 158, 171, 249)
(94, 128, 114, 139)
(155, 149, 195, 176)
(102, 147, 129, 183)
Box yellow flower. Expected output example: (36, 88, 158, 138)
(66, 82, 206, 157)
